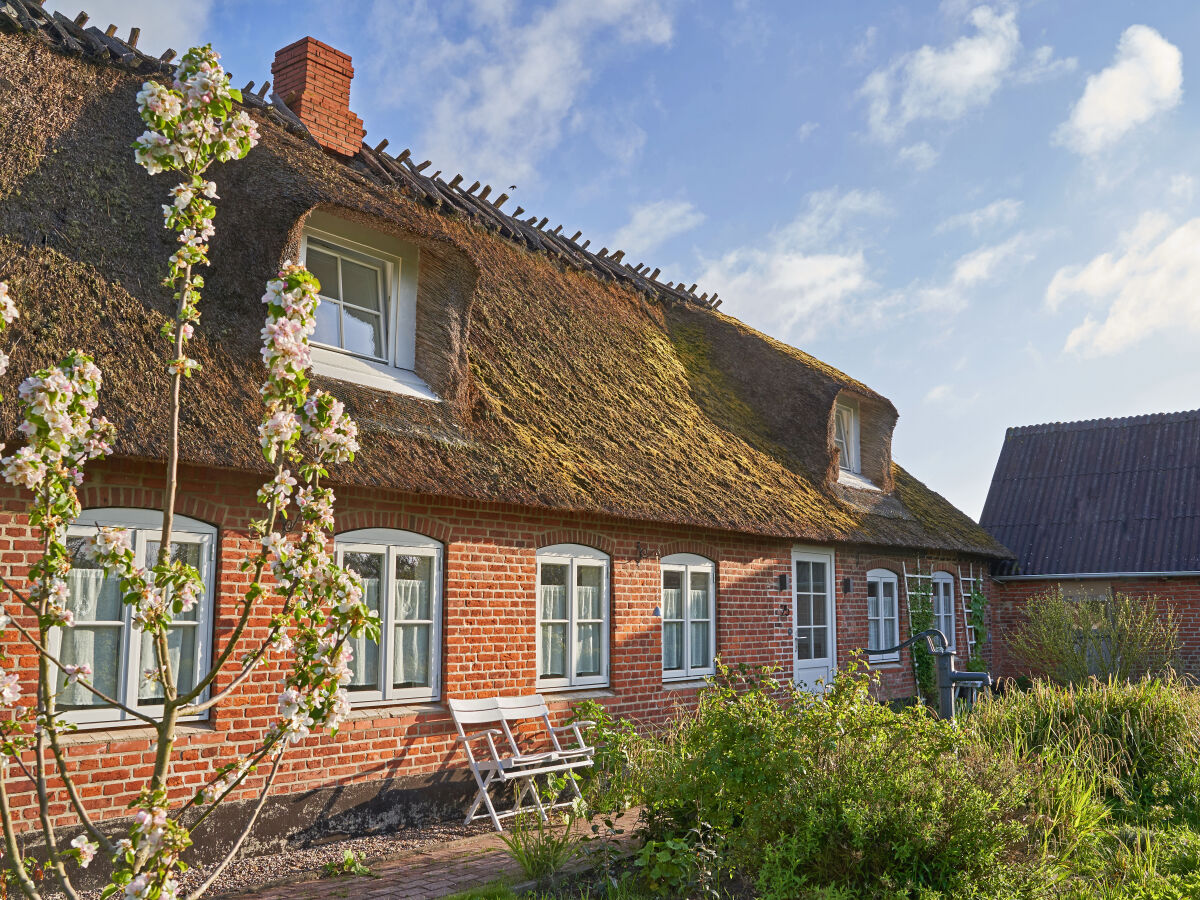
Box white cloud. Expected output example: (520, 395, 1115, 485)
(1054, 25, 1182, 156)
(1169, 174, 1196, 203)
(796, 121, 819, 142)
(611, 200, 705, 256)
(1046, 211, 1200, 355)
(916, 231, 1038, 311)
(695, 189, 889, 340)
(859, 5, 1020, 143)
(899, 141, 938, 170)
(925, 384, 952, 403)
(362, 0, 672, 187)
(50, 0, 212, 55)
(935, 198, 1022, 234)
(1014, 45, 1078, 84)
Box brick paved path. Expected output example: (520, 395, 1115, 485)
(219, 809, 640, 900)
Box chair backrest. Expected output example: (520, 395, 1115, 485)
(497, 694, 551, 722)
(447, 697, 503, 732)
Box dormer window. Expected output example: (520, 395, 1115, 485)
(834, 400, 860, 474)
(306, 237, 390, 362)
(299, 210, 434, 400)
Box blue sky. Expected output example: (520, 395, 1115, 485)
(59, 1, 1200, 518)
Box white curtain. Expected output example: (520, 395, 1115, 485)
(138, 625, 197, 701)
(347, 577, 381, 689)
(393, 579, 430, 687)
(575, 623, 600, 676)
(60, 569, 121, 706)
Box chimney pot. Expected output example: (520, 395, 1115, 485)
(271, 37, 365, 157)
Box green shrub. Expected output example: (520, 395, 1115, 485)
(968, 676, 1200, 827)
(568, 699, 640, 815)
(1009, 590, 1180, 685)
(633, 659, 1041, 898)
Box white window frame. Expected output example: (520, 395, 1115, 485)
(335, 528, 443, 704)
(932, 571, 955, 652)
(54, 508, 216, 726)
(834, 400, 861, 474)
(660, 553, 717, 681)
(535, 544, 610, 690)
(866, 568, 900, 664)
(300, 218, 434, 402)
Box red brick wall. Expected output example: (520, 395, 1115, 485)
(991, 576, 1200, 678)
(0, 458, 996, 831)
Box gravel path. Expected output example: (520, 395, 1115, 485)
(59, 819, 495, 899)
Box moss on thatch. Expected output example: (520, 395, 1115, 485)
(0, 29, 1009, 557)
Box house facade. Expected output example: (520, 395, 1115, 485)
(0, 11, 1008, 853)
(981, 410, 1200, 678)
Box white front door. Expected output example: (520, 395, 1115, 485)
(793, 549, 836, 691)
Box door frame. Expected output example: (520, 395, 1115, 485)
(791, 545, 837, 690)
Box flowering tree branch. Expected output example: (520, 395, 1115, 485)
(0, 45, 376, 900)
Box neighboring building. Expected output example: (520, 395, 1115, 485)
(0, 10, 1008, 853)
(980, 409, 1200, 677)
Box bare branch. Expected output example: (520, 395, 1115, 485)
(184, 750, 284, 900)
(0, 762, 41, 900)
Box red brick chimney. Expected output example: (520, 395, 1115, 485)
(271, 37, 366, 157)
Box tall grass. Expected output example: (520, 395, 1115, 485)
(967, 675, 1200, 826)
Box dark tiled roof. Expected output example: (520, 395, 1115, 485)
(0, 7, 1009, 557)
(980, 410, 1200, 575)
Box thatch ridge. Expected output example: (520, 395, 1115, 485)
(0, 23, 1009, 558)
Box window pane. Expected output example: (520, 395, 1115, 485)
(811, 562, 826, 595)
(795, 561, 811, 593)
(66, 542, 122, 621)
(883, 617, 897, 649)
(662, 581, 683, 620)
(540, 623, 567, 677)
(796, 595, 811, 626)
(796, 629, 812, 660)
(343, 551, 384, 690)
(306, 247, 340, 300)
(313, 300, 340, 347)
(690, 621, 711, 669)
(663, 622, 683, 670)
(58, 626, 121, 707)
(539, 564, 568, 619)
(689, 571, 710, 619)
(62, 538, 124, 708)
(341, 259, 382, 312)
(394, 623, 430, 688)
(868, 619, 880, 651)
(576, 623, 601, 676)
(812, 591, 827, 627)
(394, 554, 432, 620)
(867, 581, 879, 618)
(139, 624, 198, 702)
(812, 626, 826, 660)
(576, 565, 603, 619)
(146, 541, 203, 622)
(342, 305, 384, 358)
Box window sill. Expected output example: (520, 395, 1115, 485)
(310, 347, 439, 401)
(539, 686, 614, 701)
(56, 720, 216, 745)
(868, 658, 902, 669)
(346, 700, 443, 720)
(662, 677, 710, 691)
(837, 469, 880, 491)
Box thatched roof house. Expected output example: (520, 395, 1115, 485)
(0, 3, 1010, 853)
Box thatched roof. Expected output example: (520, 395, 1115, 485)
(0, 10, 1009, 558)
